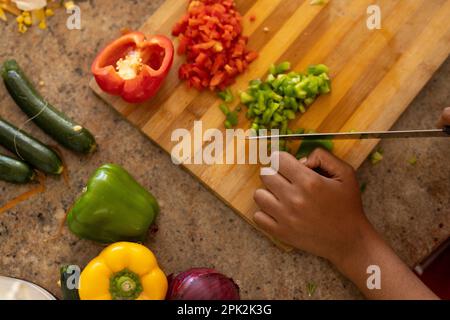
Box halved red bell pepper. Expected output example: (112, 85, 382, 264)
(91, 31, 174, 104)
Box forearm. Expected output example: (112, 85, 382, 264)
(333, 221, 438, 300)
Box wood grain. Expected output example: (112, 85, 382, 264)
(90, 0, 450, 248)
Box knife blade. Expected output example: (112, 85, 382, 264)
(246, 126, 450, 140)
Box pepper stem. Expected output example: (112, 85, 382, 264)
(110, 269, 143, 300)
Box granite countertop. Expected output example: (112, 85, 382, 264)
(0, 1, 449, 299)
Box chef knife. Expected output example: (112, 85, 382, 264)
(246, 126, 450, 140)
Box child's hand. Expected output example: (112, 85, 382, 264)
(437, 107, 450, 127)
(253, 149, 371, 266)
(253, 149, 438, 299)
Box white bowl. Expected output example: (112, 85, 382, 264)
(0, 276, 55, 300)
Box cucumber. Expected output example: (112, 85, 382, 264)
(1, 60, 97, 154)
(0, 153, 35, 183)
(60, 265, 80, 300)
(0, 117, 63, 175)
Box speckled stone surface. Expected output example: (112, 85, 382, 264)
(0, 1, 448, 300)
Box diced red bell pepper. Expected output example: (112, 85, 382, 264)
(177, 35, 189, 55)
(172, 0, 258, 91)
(172, 14, 189, 36)
(211, 53, 226, 74)
(245, 51, 259, 63)
(91, 31, 174, 103)
(190, 76, 202, 90)
(224, 64, 237, 76)
(195, 52, 208, 65)
(210, 71, 226, 89)
(235, 58, 243, 73)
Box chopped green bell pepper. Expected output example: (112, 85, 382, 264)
(217, 88, 234, 103)
(240, 62, 331, 135)
(67, 164, 159, 243)
(296, 138, 334, 159)
(370, 150, 383, 165)
(219, 103, 239, 128)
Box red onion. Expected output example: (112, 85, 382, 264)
(166, 268, 240, 300)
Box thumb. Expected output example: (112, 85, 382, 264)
(437, 107, 450, 128)
(302, 148, 353, 181)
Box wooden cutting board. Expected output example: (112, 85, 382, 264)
(90, 0, 450, 247)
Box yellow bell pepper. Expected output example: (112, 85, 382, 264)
(79, 242, 168, 300)
(0, 8, 7, 22)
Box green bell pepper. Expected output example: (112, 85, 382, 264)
(67, 164, 159, 243)
(217, 88, 234, 103)
(296, 138, 334, 159)
(240, 62, 331, 136)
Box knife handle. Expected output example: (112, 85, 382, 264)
(444, 126, 450, 135)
